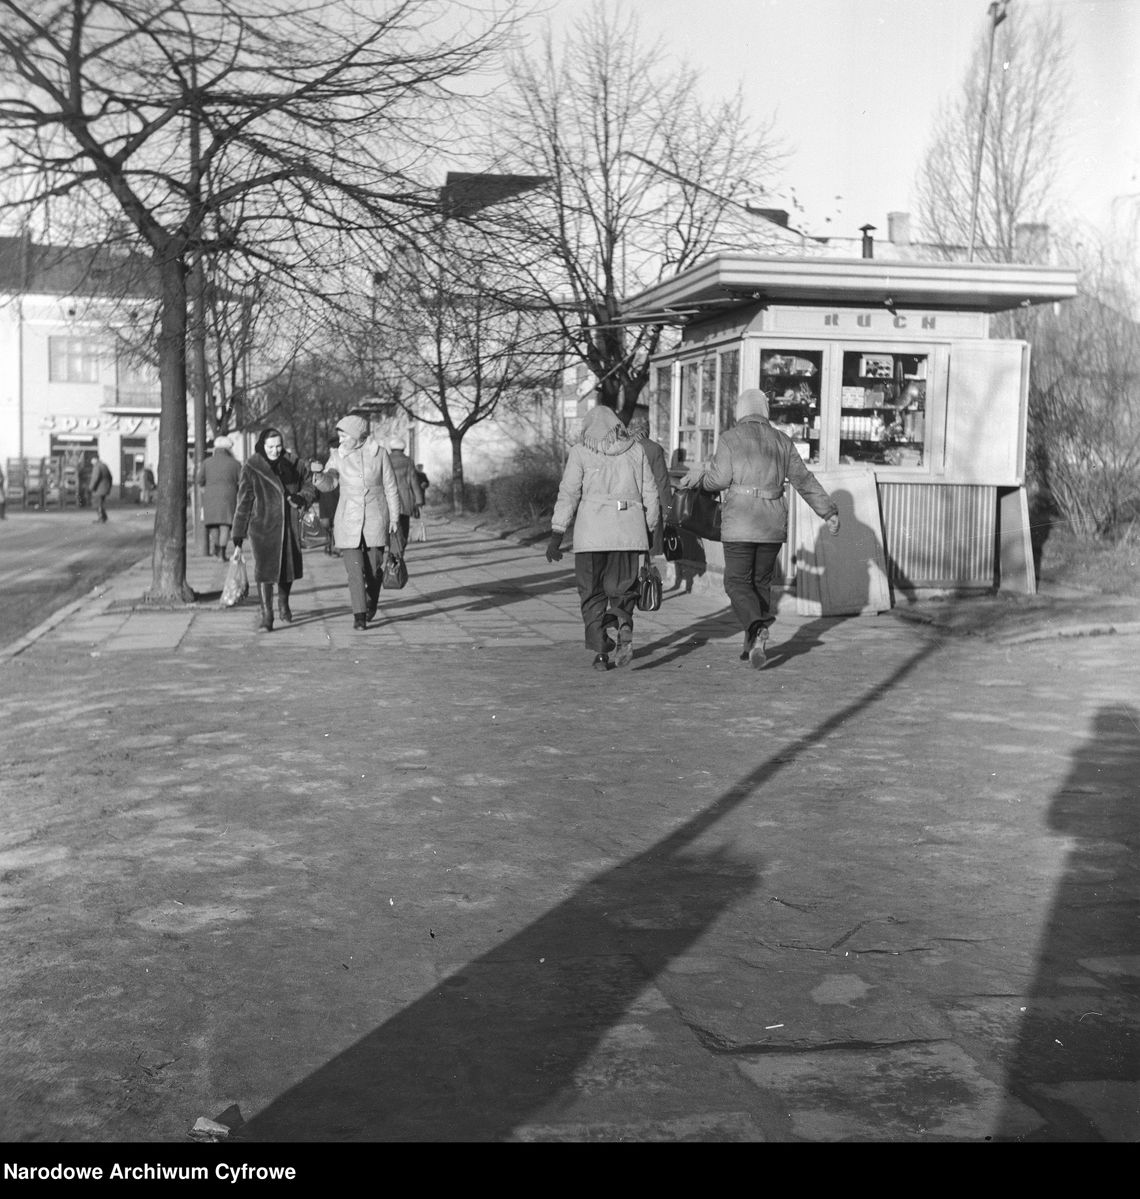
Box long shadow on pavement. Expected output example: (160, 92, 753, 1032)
(993, 702, 1140, 1142)
(235, 636, 942, 1142)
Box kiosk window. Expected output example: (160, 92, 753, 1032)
(677, 349, 739, 463)
(839, 350, 926, 467)
(760, 348, 822, 464)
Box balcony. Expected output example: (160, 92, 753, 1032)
(102, 384, 161, 412)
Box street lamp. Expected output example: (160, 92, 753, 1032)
(967, 0, 1010, 262)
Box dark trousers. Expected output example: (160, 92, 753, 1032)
(341, 541, 383, 614)
(93, 494, 108, 521)
(397, 513, 411, 547)
(574, 550, 640, 653)
(722, 541, 783, 634)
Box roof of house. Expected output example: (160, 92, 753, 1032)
(621, 252, 1080, 323)
(0, 236, 157, 298)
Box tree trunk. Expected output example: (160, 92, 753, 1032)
(147, 255, 195, 603)
(450, 431, 466, 515)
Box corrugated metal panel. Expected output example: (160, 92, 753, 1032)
(879, 483, 995, 588)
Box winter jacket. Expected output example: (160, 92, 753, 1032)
(231, 453, 316, 584)
(552, 427, 661, 552)
(699, 413, 836, 543)
(636, 433, 672, 525)
(388, 449, 426, 516)
(312, 438, 401, 550)
(88, 460, 112, 498)
(196, 449, 242, 526)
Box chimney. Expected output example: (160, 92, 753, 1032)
(887, 211, 912, 246)
(860, 224, 876, 259)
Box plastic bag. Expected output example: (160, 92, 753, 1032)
(220, 552, 250, 607)
(413, 517, 427, 543)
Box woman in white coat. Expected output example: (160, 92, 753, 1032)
(310, 414, 402, 630)
(545, 405, 661, 671)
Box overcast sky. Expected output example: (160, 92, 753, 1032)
(516, 0, 1140, 245)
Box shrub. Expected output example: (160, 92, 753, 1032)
(486, 465, 560, 526)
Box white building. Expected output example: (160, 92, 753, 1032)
(0, 235, 164, 505)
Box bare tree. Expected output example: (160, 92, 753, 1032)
(481, 0, 785, 422)
(374, 235, 560, 513)
(1022, 235, 1140, 541)
(915, 2, 1069, 262)
(0, 0, 512, 599)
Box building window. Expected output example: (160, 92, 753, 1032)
(676, 348, 740, 463)
(48, 336, 105, 384)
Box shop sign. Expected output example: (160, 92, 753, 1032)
(769, 306, 986, 338)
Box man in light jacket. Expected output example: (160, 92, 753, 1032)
(680, 388, 840, 668)
(544, 405, 661, 672)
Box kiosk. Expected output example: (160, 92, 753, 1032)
(623, 254, 1078, 612)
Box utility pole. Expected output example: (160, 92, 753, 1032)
(967, 0, 1010, 262)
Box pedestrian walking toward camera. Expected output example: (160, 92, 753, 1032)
(544, 405, 661, 672)
(387, 439, 425, 547)
(88, 456, 112, 523)
(310, 414, 401, 631)
(230, 428, 316, 633)
(196, 436, 242, 560)
(678, 388, 840, 668)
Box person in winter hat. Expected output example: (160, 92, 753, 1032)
(678, 388, 840, 668)
(310, 414, 401, 630)
(544, 405, 661, 671)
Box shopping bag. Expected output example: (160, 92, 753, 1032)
(220, 552, 249, 607)
(666, 487, 722, 541)
(382, 551, 408, 590)
(413, 517, 427, 542)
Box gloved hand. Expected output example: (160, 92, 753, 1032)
(287, 493, 306, 509)
(545, 531, 563, 563)
(826, 513, 841, 536)
(677, 471, 702, 490)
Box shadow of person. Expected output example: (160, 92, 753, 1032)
(632, 605, 738, 670)
(795, 487, 889, 618)
(993, 703, 1140, 1142)
(235, 821, 759, 1142)
(761, 615, 859, 669)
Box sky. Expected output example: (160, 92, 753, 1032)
(510, 0, 1140, 246)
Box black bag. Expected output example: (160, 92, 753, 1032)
(636, 559, 662, 612)
(662, 525, 684, 562)
(382, 551, 408, 590)
(668, 488, 722, 541)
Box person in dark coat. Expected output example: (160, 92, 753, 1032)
(679, 388, 840, 668)
(88, 456, 112, 523)
(230, 428, 316, 632)
(386, 439, 425, 547)
(196, 436, 242, 560)
(626, 404, 672, 557)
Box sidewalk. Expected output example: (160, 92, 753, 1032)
(1, 514, 1138, 1144)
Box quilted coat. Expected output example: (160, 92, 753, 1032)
(699, 413, 836, 543)
(231, 453, 315, 584)
(552, 409, 661, 552)
(312, 438, 401, 551)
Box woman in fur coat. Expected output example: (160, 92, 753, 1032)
(310, 414, 401, 630)
(544, 405, 661, 671)
(231, 428, 316, 632)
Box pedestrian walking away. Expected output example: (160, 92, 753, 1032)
(230, 428, 316, 633)
(678, 388, 840, 668)
(545, 405, 661, 672)
(625, 403, 672, 558)
(310, 414, 401, 631)
(87, 455, 113, 523)
(196, 436, 242, 560)
(387, 439, 426, 548)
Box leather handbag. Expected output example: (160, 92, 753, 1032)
(636, 558, 662, 612)
(382, 551, 408, 590)
(667, 487, 722, 541)
(662, 525, 684, 562)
